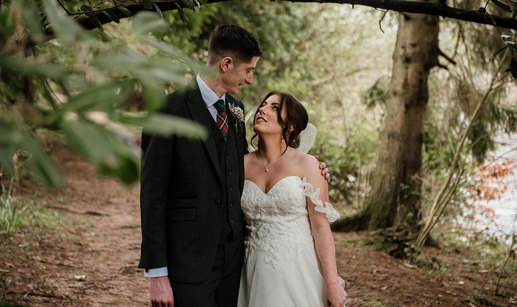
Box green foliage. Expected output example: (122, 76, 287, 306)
(0, 0, 208, 187)
(361, 76, 389, 109)
(469, 290, 498, 306)
(468, 91, 517, 163)
(312, 120, 378, 204)
(0, 180, 61, 235)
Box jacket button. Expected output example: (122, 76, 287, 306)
(229, 219, 234, 224)
(215, 199, 221, 206)
(229, 202, 233, 208)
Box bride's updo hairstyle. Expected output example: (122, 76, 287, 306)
(251, 90, 308, 150)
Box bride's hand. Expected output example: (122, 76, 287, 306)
(326, 279, 347, 307)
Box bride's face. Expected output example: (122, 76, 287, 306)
(254, 94, 286, 136)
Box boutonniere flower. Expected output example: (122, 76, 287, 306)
(228, 102, 245, 130)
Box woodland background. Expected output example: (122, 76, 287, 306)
(0, 0, 517, 305)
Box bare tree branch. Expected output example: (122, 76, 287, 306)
(277, 1, 517, 30)
(68, 1, 517, 31)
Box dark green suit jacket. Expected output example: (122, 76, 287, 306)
(138, 86, 247, 283)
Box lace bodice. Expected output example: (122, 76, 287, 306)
(241, 176, 339, 266)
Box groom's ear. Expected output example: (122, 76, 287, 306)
(220, 57, 233, 72)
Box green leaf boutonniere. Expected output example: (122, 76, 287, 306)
(228, 102, 245, 130)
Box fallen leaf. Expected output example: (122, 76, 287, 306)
(403, 262, 415, 269)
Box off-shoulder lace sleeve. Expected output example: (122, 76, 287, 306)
(300, 177, 340, 222)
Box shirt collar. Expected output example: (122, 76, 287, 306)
(196, 74, 226, 107)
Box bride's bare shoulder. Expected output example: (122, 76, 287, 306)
(289, 148, 319, 170)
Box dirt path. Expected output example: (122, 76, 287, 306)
(1, 143, 147, 306)
(0, 144, 515, 306)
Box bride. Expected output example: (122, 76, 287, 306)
(237, 91, 347, 307)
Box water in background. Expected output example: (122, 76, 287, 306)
(459, 134, 517, 245)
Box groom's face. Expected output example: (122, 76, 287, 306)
(221, 56, 260, 95)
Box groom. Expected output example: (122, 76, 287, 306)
(139, 25, 329, 307)
(139, 25, 262, 307)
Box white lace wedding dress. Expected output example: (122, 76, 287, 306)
(237, 176, 340, 307)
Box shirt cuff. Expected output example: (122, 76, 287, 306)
(144, 267, 168, 277)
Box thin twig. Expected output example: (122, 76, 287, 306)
(495, 213, 517, 294)
(57, 0, 71, 15)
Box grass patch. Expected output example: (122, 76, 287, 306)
(470, 290, 497, 306)
(0, 185, 62, 235)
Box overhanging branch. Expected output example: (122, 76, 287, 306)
(73, 0, 227, 30)
(283, 0, 517, 30)
(70, 0, 517, 31)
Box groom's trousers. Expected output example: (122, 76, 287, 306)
(169, 231, 244, 307)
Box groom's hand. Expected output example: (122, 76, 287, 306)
(150, 276, 174, 307)
(314, 156, 331, 183)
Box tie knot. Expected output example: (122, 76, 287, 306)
(214, 99, 226, 113)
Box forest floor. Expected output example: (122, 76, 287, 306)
(0, 141, 516, 306)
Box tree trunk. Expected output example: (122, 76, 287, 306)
(334, 5, 439, 232)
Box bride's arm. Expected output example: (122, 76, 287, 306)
(303, 156, 347, 307)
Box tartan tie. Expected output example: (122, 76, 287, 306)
(214, 99, 228, 142)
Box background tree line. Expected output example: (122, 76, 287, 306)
(1, 0, 516, 252)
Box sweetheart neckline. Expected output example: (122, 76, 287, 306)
(244, 176, 301, 195)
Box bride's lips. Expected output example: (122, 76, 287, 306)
(256, 116, 267, 123)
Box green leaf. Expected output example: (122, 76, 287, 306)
(117, 6, 132, 17)
(20, 0, 45, 42)
(131, 11, 167, 36)
(45, 80, 135, 124)
(153, 2, 164, 19)
(115, 112, 207, 139)
(102, 10, 120, 23)
(136, 60, 188, 84)
(0, 7, 15, 49)
(19, 130, 64, 188)
(144, 39, 187, 59)
(142, 82, 165, 112)
(510, 57, 517, 79)
(60, 119, 139, 184)
(176, 4, 188, 24)
(92, 49, 193, 85)
(92, 49, 147, 70)
(143, 38, 213, 74)
(490, 0, 512, 12)
(0, 120, 63, 187)
(0, 122, 22, 174)
(0, 55, 66, 80)
(43, 0, 92, 44)
(181, 0, 196, 10)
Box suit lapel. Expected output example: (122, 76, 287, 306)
(226, 97, 243, 156)
(226, 96, 245, 191)
(185, 88, 223, 188)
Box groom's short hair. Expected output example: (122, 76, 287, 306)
(208, 25, 262, 66)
